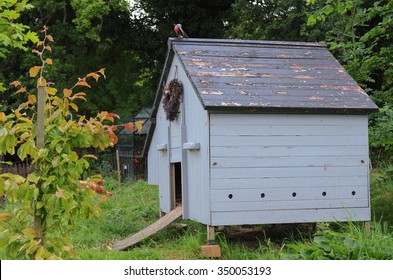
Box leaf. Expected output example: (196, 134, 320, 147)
(69, 102, 78, 112)
(55, 188, 64, 198)
(37, 77, 47, 87)
(63, 88, 72, 97)
(76, 80, 91, 88)
(45, 87, 57, 95)
(29, 66, 41, 77)
(9, 81, 21, 87)
(87, 72, 100, 81)
(44, 45, 52, 52)
(98, 68, 106, 78)
(123, 122, 135, 132)
(45, 58, 53, 65)
(136, 121, 143, 133)
(27, 94, 36, 104)
(22, 228, 38, 239)
(27, 173, 40, 184)
(46, 35, 54, 42)
(15, 87, 27, 94)
(0, 112, 6, 123)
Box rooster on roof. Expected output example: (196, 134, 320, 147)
(174, 23, 188, 38)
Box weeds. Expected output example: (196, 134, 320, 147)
(2, 167, 393, 259)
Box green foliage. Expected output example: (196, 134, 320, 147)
(306, 0, 393, 165)
(370, 166, 393, 224)
(0, 28, 118, 259)
(0, 0, 38, 57)
(285, 222, 393, 260)
(0, 0, 38, 92)
(369, 106, 393, 165)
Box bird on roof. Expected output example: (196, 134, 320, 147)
(174, 23, 188, 38)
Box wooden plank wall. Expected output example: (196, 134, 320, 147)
(209, 113, 370, 225)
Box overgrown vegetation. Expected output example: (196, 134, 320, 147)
(3, 173, 391, 260)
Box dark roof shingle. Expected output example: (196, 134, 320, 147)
(171, 38, 378, 114)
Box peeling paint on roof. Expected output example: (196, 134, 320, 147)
(167, 38, 378, 114)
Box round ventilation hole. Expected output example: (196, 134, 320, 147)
(261, 193, 265, 198)
(292, 192, 297, 197)
(228, 194, 233, 199)
(322, 192, 327, 197)
(352, 191, 356, 196)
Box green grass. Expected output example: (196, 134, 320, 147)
(2, 168, 393, 260)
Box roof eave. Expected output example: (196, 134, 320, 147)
(205, 105, 379, 115)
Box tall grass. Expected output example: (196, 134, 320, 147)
(2, 167, 393, 260)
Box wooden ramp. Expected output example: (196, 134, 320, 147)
(113, 206, 182, 251)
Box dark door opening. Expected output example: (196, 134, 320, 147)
(171, 162, 182, 208)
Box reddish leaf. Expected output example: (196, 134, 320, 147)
(44, 45, 52, 52)
(123, 122, 135, 132)
(9, 81, 21, 87)
(47, 35, 54, 42)
(15, 87, 27, 94)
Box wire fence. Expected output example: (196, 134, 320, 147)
(0, 152, 146, 182)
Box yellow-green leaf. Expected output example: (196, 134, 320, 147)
(29, 66, 41, 77)
(27, 173, 40, 184)
(37, 77, 47, 87)
(45, 87, 57, 95)
(22, 228, 39, 239)
(70, 102, 78, 112)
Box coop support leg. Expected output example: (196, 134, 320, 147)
(200, 225, 221, 258)
(364, 221, 371, 233)
(207, 225, 215, 244)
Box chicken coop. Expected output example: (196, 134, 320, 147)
(144, 38, 378, 228)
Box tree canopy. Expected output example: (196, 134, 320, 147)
(1, 0, 393, 164)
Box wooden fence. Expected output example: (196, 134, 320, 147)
(0, 162, 33, 178)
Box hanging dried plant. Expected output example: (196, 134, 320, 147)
(162, 78, 183, 121)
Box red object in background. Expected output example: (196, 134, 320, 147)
(134, 159, 139, 164)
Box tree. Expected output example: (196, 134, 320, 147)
(0, 0, 38, 93)
(225, 0, 312, 41)
(0, 28, 119, 259)
(306, 0, 393, 165)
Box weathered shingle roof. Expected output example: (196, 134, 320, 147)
(144, 38, 378, 156)
(164, 38, 377, 114)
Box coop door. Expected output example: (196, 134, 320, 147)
(170, 162, 182, 209)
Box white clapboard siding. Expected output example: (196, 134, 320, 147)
(211, 175, 368, 189)
(211, 208, 371, 226)
(209, 113, 370, 225)
(211, 186, 367, 202)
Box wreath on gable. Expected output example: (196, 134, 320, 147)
(162, 78, 183, 121)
